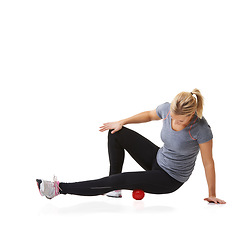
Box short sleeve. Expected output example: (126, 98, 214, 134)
(156, 102, 170, 119)
(197, 117, 213, 144)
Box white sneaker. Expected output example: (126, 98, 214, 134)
(36, 176, 61, 199)
(106, 190, 122, 198)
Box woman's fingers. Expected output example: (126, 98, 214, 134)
(99, 122, 122, 133)
(99, 123, 114, 132)
(99, 122, 117, 131)
(99, 126, 109, 132)
(204, 197, 226, 204)
(217, 198, 226, 204)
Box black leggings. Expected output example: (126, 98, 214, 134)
(60, 127, 183, 196)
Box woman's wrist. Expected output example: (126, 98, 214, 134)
(209, 190, 216, 198)
(119, 120, 125, 126)
(209, 194, 216, 198)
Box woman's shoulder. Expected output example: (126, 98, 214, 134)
(157, 102, 170, 109)
(156, 102, 170, 119)
(198, 116, 210, 128)
(195, 116, 213, 144)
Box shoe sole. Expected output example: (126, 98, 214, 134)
(106, 195, 122, 198)
(36, 179, 43, 196)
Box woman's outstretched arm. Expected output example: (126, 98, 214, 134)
(99, 109, 161, 134)
(199, 140, 226, 204)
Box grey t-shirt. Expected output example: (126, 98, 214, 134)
(156, 102, 213, 183)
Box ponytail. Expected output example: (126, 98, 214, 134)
(191, 88, 204, 119)
(170, 88, 204, 119)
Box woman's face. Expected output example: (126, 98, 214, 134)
(170, 112, 194, 127)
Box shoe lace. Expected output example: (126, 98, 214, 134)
(53, 175, 62, 195)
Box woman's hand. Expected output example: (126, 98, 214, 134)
(99, 121, 123, 134)
(204, 196, 226, 204)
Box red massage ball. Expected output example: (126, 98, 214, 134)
(132, 189, 145, 200)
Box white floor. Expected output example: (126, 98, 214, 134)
(1, 1, 240, 239)
(1, 177, 238, 240)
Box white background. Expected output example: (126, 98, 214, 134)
(0, 0, 239, 239)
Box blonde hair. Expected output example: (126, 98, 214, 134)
(170, 88, 204, 119)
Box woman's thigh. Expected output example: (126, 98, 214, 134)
(114, 170, 184, 194)
(109, 127, 160, 170)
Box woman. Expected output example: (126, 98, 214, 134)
(36, 89, 226, 204)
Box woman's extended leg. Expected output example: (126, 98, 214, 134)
(59, 168, 184, 196)
(108, 126, 159, 175)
